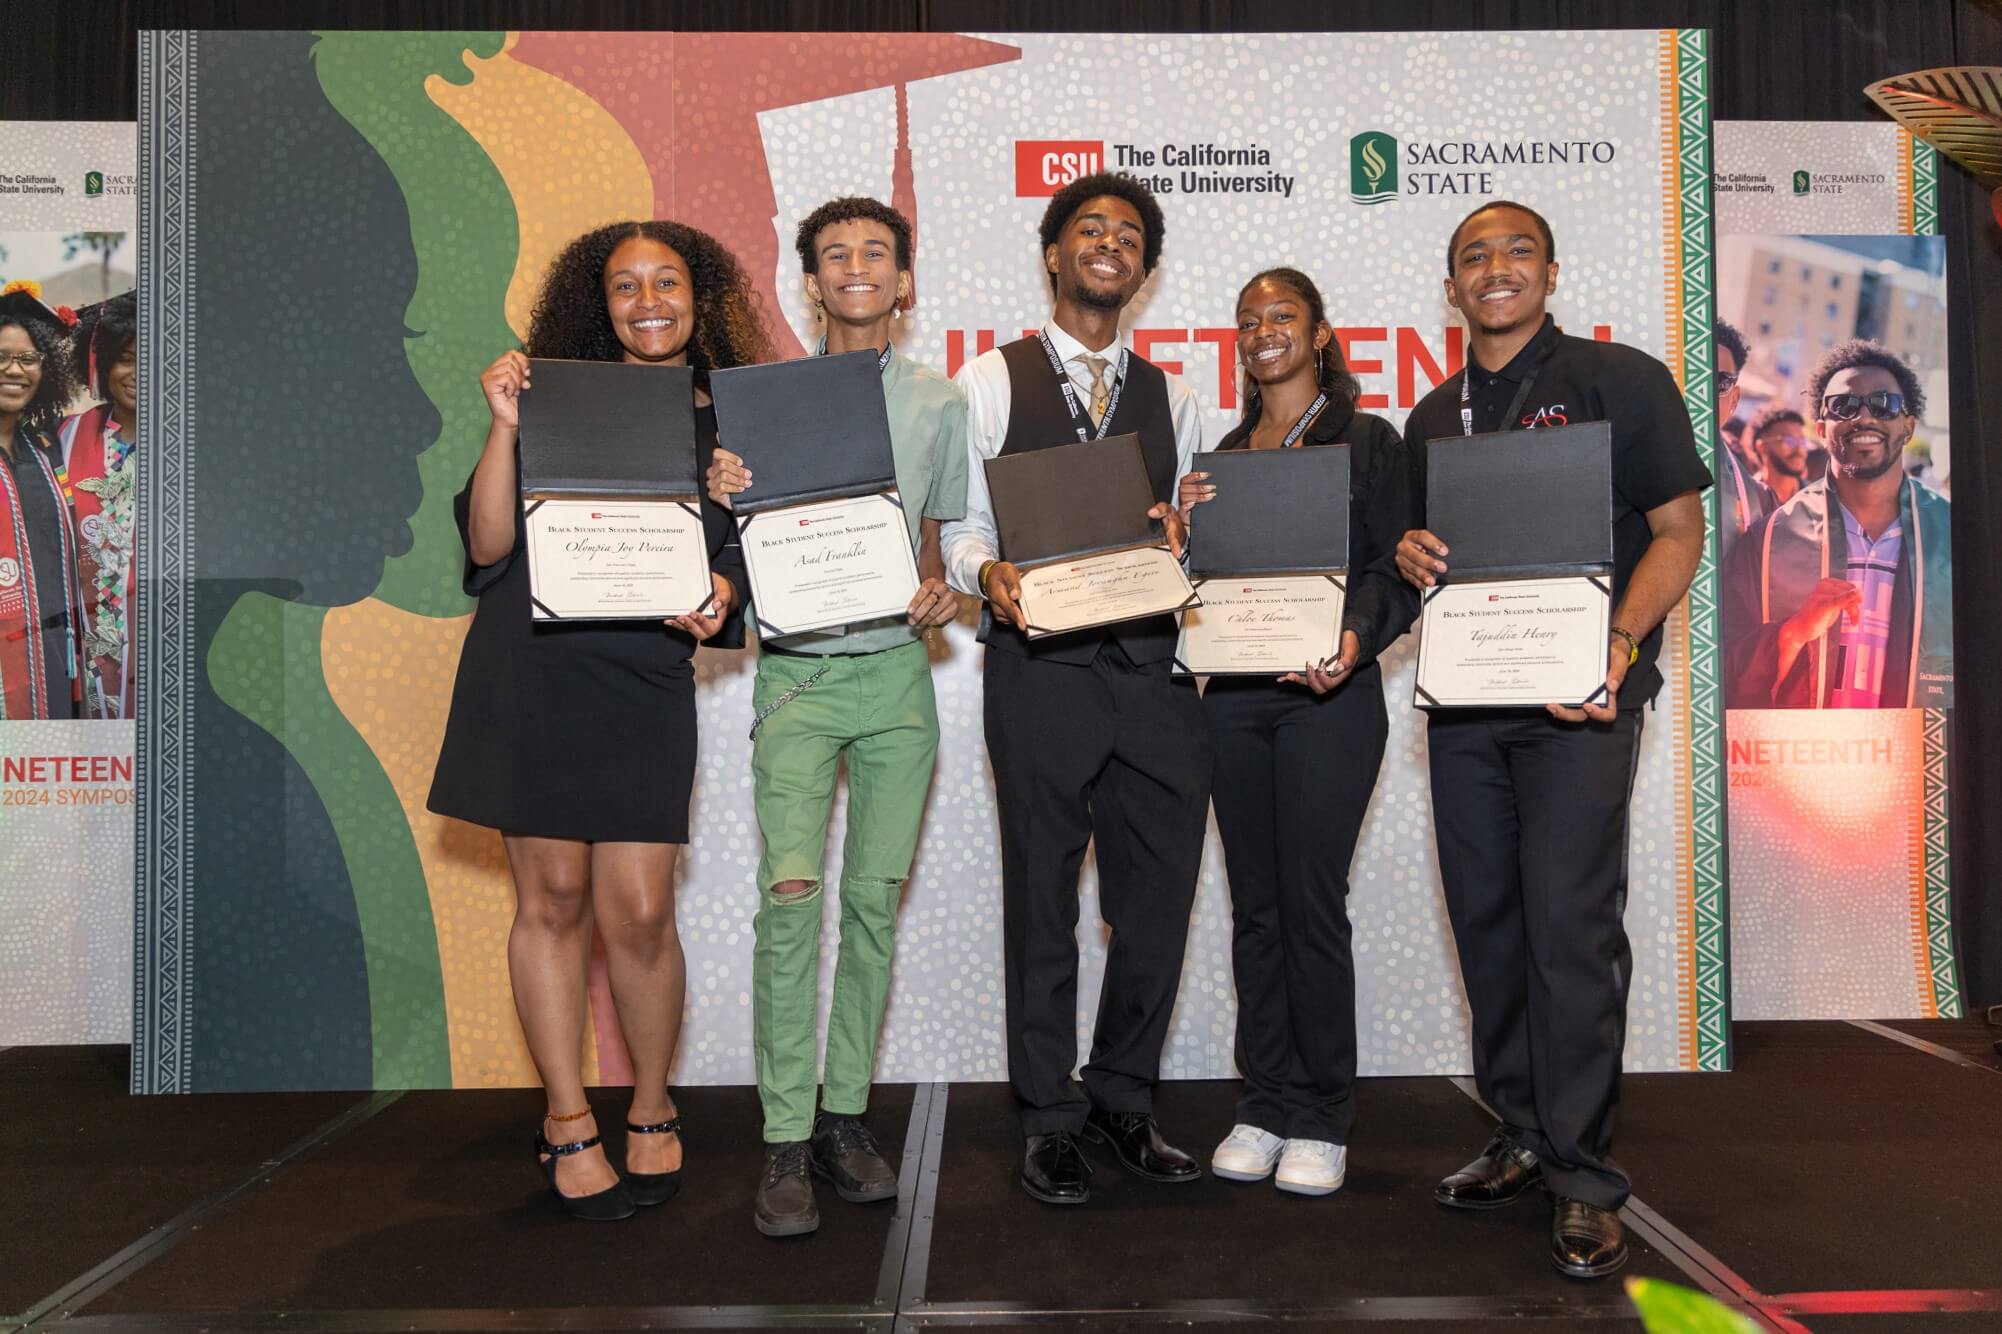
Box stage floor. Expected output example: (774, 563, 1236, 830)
(4, 1019, 1997, 1333)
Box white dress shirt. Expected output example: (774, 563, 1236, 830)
(942, 319, 1205, 595)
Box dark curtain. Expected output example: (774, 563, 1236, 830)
(5, 0, 1999, 1007)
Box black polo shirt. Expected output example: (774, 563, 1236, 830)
(1401, 315, 1711, 706)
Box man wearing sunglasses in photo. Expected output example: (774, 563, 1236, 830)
(1722, 339, 1952, 709)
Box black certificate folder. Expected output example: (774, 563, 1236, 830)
(984, 433, 1160, 566)
(518, 359, 698, 496)
(1188, 445, 1350, 576)
(708, 350, 896, 514)
(1425, 420, 1613, 580)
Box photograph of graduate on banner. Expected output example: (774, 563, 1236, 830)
(0, 227, 138, 722)
(1714, 232, 1949, 711)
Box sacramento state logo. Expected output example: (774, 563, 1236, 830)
(1792, 170, 1811, 195)
(85, 170, 105, 198)
(1350, 131, 1398, 205)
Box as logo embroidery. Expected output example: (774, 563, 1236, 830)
(1520, 404, 1570, 429)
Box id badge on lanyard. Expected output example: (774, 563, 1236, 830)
(1038, 329, 1128, 442)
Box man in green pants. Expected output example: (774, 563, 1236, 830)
(707, 196, 967, 1238)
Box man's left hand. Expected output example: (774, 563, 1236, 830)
(1148, 502, 1187, 560)
(1547, 637, 1628, 723)
(907, 577, 958, 628)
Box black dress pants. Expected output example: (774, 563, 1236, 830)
(1204, 668, 1387, 1143)
(1426, 708, 1644, 1209)
(983, 639, 1214, 1136)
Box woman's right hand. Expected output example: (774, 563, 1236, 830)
(1177, 470, 1214, 526)
(481, 349, 531, 429)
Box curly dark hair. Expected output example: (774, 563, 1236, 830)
(794, 196, 912, 274)
(1039, 171, 1164, 290)
(1713, 319, 1750, 370)
(1750, 405, 1806, 438)
(525, 220, 773, 388)
(1806, 338, 1924, 419)
(1446, 199, 1556, 275)
(0, 310, 83, 436)
(1235, 267, 1361, 425)
(82, 291, 137, 401)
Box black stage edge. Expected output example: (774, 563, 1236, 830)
(5, 1020, 1999, 1333)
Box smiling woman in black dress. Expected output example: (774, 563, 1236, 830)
(429, 221, 770, 1219)
(1178, 267, 1411, 1199)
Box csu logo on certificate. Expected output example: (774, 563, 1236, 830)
(1015, 141, 1104, 197)
(1792, 170, 1811, 195)
(1350, 132, 1397, 204)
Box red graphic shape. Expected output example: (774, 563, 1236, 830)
(512, 32, 1022, 358)
(1014, 140, 1105, 196)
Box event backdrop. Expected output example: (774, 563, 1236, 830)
(134, 29, 1724, 1092)
(1712, 122, 1959, 1020)
(0, 120, 136, 1044)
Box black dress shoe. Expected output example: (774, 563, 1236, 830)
(753, 1141, 820, 1237)
(1551, 1198, 1628, 1279)
(1434, 1132, 1542, 1209)
(533, 1130, 636, 1222)
(1020, 1132, 1093, 1205)
(623, 1111, 683, 1207)
(811, 1112, 897, 1204)
(1081, 1109, 1202, 1183)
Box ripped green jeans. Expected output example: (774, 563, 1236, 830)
(750, 641, 938, 1143)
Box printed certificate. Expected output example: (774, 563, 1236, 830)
(1414, 575, 1612, 707)
(524, 498, 713, 621)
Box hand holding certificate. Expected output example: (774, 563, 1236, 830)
(710, 351, 921, 638)
(983, 434, 1196, 639)
(1174, 444, 1350, 676)
(1411, 422, 1615, 710)
(517, 359, 714, 622)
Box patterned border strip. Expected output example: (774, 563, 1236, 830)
(134, 29, 197, 1095)
(1911, 136, 1940, 236)
(1897, 129, 1914, 233)
(1919, 709, 1960, 1017)
(1667, 27, 1730, 1072)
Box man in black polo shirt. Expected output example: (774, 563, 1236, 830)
(942, 172, 1209, 1207)
(1393, 200, 1709, 1278)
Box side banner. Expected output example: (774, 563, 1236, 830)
(1712, 121, 1958, 1019)
(0, 121, 138, 1045)
(136, 30, 1723, 1091)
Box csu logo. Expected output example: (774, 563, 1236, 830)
(84, 170, 105, 198)
(1349, 131, 1397, 205)
(1792, 170, 1811, 195)
(1015, 140, 1104, 197)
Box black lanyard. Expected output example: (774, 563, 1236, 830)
(1460, 335, 1557, 437)
(1038, 329, 1127, 442)
(1280, 393, 1328, 448)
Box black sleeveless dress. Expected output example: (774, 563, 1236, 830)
(426, 405, 745, 843)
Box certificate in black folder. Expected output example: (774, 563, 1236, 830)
(1176, 445, 1350, 676)
(1414, 421, 1614, 708)
(517, 358, 712, 622)
(984, 433, 1197, 640)
(709, 351, 920, 638)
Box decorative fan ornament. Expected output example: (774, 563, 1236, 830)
(1865, 67, 2002, 227)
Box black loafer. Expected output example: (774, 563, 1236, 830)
(1552, 1198, 1628, 1279)
(1081, 1108, 1202, 1183)
(1435, 1132, 1542, 1209)
(1021, 1132, 1093, 1205)
(811, 1113, 897, 1204)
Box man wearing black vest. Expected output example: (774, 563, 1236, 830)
(1392, 201, 1709, 1278)
(943, 172, 1209, 1206)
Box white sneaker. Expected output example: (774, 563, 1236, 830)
(1275, 1139, 1347, 1196)
(1211, 1124, 1285, 1181)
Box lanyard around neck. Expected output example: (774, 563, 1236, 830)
(1279, 392, 1328, 448)
(1460, 332, 1557, 437)
(1038, 329, 1127, 442)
